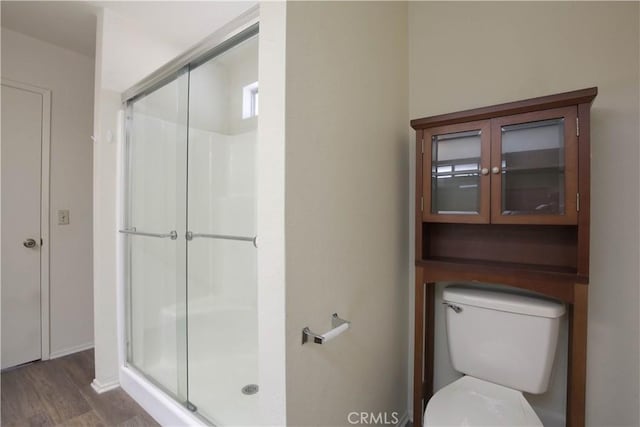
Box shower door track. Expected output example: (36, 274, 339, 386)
(121, 6, 258, 104)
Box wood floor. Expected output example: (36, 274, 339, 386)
(1, 349, 159, 427)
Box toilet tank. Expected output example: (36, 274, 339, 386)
(443, 285, 565, 394)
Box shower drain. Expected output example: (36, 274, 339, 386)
(242, 384, 259, 395)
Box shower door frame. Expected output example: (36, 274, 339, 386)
(117, 7, 260, 426)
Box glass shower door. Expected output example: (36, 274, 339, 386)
(186, 35, 259, 425)
(125, 71, 189, 401)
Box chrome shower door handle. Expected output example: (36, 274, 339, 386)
(186, 231, 257, 248)
(119, 228, 178, 240)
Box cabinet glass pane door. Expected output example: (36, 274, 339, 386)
(500, 118, 565, 215)
(431, 130, 482, 215)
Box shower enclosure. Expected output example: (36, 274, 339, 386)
(121, 26, 259, 425)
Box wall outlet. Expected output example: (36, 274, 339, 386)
(57, 209, 70, 225)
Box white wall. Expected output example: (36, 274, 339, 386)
(408, 2, 640, 426)
(256, 2, 287, 425)
(1, 28, 95, 357)
(92, 7, 187, 390)
(284, 2, 409, 425)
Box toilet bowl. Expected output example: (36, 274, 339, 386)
(424, 376, 542, 426)
(423, 285, 565, 426)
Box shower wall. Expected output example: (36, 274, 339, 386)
(187, 39, 258, 305)
(188, 128, 256, 304)
(129, 113, 181, 386)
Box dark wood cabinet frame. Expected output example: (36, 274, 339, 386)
(411, 87, 597, 427)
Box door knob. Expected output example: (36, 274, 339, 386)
(491, 166, 500, 174)
(23, 238, 37, 248)
(481, 168, 489, 175)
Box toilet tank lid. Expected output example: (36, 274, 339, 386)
(443, 285, 565, 318)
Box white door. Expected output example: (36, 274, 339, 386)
(1, 83, 45, 369)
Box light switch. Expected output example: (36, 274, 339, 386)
(58, 209, 70, 225)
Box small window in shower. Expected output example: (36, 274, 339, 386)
(242, 81, 259, 119)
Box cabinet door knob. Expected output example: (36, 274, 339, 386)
(491, 166, 500, 174)
(481, 168, 489, 176)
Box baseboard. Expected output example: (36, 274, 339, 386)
(91, 377, 120, 394)
(396, 411, 410, 427)
(49, 342, 94, 359)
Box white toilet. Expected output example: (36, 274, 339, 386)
(424, 285, 565, 426)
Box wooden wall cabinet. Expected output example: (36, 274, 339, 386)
(423, 106, 577, 225)
(411, 88, 597, 427)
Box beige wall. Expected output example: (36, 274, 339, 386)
(1, 28, 95, 357)
(408, 2, 640, 426)
(285, 2, 410, 425)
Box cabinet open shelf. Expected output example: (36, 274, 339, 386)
(417, 256, 578, 276)
(421, 222, 578, 267)
(416, 257, 581, 303)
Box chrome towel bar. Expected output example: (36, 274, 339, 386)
(302, 313, 350, 345)
(119, 227, 177, 240)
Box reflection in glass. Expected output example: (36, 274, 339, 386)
(501, 118, 565, 215)
(431, 130, 482, 214)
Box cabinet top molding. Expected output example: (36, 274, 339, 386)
(411, 87, 597, 130)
